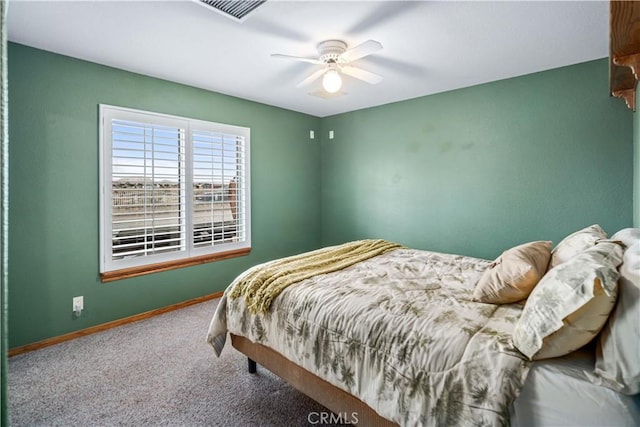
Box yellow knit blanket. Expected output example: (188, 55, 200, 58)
(229, 239, 403, 314)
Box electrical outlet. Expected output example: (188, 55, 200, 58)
(73, 296, 83, 315)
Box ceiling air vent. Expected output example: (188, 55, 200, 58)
(196, 0, 267, 22)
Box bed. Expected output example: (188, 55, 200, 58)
(207, 227, 640, 426)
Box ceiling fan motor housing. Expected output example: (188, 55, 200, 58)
(317, 40, 347, 63)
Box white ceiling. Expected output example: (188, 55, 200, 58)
(7, 0, 609, 118)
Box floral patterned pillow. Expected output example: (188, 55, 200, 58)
(548, 224, 607, 271)
(513, 241, 623, 360)
(591, 229, 640, 394)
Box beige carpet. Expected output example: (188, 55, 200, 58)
(8, 298, 348, 426)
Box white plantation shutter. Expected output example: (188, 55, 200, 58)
(110, 119, 186, 260)
(100, 105, 250, 274)
(192, 129, 247, 250)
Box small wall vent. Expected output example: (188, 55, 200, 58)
(196, 0, 267, 22)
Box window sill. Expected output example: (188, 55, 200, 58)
(100, 247, 251, 283)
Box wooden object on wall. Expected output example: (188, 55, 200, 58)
(610, 0, 640, 111)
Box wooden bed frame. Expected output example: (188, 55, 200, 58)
(230, 334, 398, 427)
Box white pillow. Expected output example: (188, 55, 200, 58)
(611, 227, 640, 249)
(473, 241, 552, 304)
(591, 233, 640, 395)
(513, 242, 623, 360)
(548, 224, 607, 270)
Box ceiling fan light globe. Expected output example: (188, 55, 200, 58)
(322, 70, 342, 93)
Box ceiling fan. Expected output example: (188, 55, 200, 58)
(271, 39, 384, 95)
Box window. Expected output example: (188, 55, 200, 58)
(99, 105, 250, 281)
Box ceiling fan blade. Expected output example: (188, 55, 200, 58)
(271, 54, 322, 65)
(347, 2, 422, 35)
(296, 68, 326, 88)
(308, 90, 346, 99)
(340, 40, 383, 63)
(340, 66, 383, 85)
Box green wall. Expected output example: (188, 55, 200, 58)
(320, 59, 633, 259)
(7, 45, 635, 349)
(8, 43, 321, 348)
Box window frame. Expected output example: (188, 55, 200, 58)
(99, 104, 251, 282)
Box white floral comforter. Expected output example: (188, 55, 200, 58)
(207, 247, 530, 427)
